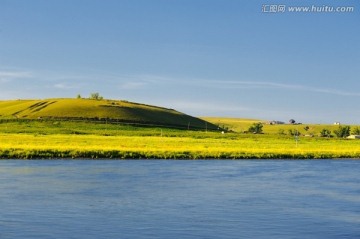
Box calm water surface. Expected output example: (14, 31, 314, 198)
(0, 160, 359, 239)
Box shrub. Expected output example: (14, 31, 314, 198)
(333, 125, 351, 138)
(288, 129, 300, 136)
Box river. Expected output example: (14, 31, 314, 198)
(0, 160, 359, 239)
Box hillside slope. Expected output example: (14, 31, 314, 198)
(0, 98, 219, 130)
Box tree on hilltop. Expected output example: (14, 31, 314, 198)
(89, 92, 103, 100)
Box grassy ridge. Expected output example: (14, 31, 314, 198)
(0, 98, 219, 130)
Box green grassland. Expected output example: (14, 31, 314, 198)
(0, 98, 218, 130)
(0, 119, 359, 159)
(0, 98, 359, 159)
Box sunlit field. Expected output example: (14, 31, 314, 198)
(1, 120, 359, 159)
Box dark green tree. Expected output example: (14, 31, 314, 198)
(333, 125, 351, 138)
(319, 129, 332, 137)
(352, 127, 360, 135)
(248, 122, 263, 134)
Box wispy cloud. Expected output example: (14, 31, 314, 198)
(0, 78, 11, 83)
(308, 87, 360, 97)
(168, 78, 360, 97)
(0, 71, 32, 78)
(114, 74, 360, 97)
(209, 80, 304, 90)
(154, 99, 298, 120)
(2, 68, 358, 98)
(167, 101, 252, 113)
(118, 81, 148, 90)
(53, 83, 81, 89)
(174, 101, 297, 116)
(0, 70, 33, 83)
(220, 80, 360, 96)
(114, 74, 171, 90)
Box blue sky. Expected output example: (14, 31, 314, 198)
(0, 0, 359, 123)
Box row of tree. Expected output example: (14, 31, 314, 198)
(314, 126, 360, 138)
(290, 126, 360, 138)
(248, 123, 360, 138)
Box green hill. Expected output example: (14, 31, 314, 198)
(0, 98, 219, 130)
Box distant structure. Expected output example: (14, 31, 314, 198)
(347, 135, 360, 139)
(334, 122, 341, 125)
(267, 120, 285, 125)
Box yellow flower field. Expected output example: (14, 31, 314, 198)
(1, 133, 360, 159)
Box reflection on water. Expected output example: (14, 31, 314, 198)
(0, 160, 360, 239)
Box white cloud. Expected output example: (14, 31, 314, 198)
(118, 81, 147, 90)
(171, 78, 360, 97)
(152, 99, 253, 115)
(309, 87, 360, 97)
(0, 70, 33, 83)
(53, 83, 80, 89)
(0, 71, 32, 78)
(113, 74, 173, 90)
(168, 101, 251, 113)
(0, 78, 11, 83)
(114, 75, 360, 97)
